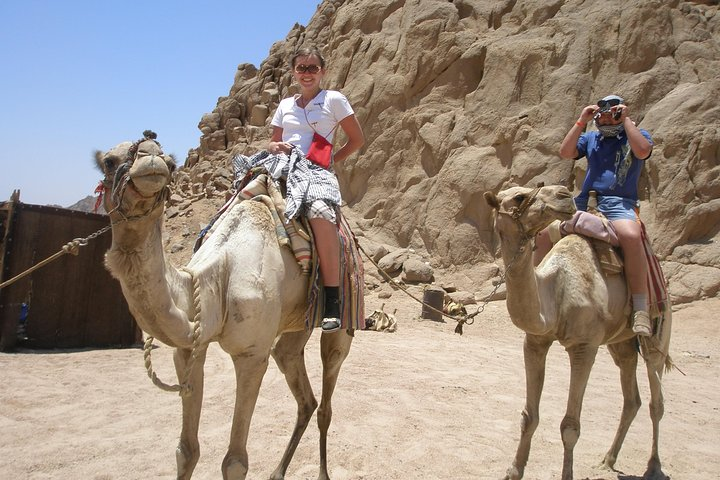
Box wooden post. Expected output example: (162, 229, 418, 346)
(421, 285, 445, 322)
(0, 190, 20, 351)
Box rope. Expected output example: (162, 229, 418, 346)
(0, 174, 169, 291)
(0, 226, 112, 290)
(355, 242, 506, 335)
(142, 267, 203, 397)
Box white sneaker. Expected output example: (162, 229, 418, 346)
(632, 310, 652, 337)
(321, 318, 341, 333)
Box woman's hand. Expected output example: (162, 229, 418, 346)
(268, 141, 292, 155)
(332, 114, 365, 164)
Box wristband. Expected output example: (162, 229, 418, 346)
(575, 121, 586, 127)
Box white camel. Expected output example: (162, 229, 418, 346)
(95, 132, 353, 480)
(484, 184, 672, 480)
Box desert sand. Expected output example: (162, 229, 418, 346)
(1, 293, 718, 480)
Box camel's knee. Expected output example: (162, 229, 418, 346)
(222, 454, 249, 480)
(560, 416, 581, 448)
(624, 392, 642, 417)
(322, 345, 349, 367)
(520, 408, 539, 435)
(317, 404, 333, 433)
(299, 397, 319, 423)
(648, 398, 664, 421)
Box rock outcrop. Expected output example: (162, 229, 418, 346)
(172, 0, 720, 304)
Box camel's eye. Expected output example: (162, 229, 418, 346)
(513, 194, 526, 204)
(104, 158, 115, 171)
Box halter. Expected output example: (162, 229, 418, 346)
(495, 186, 543, 248)
(102, 132, 170, 222)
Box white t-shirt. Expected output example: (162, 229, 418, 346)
(270, 89, 354, 155)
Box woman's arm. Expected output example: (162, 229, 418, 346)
(332, 114, 364, 164)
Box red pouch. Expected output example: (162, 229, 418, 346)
(306, 132, 333, 169)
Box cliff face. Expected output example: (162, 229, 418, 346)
(176, 0, 720, 303)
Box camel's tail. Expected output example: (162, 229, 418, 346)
(665, 354, 683, 375)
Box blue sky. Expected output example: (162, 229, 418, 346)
(0, 1, 317, 207)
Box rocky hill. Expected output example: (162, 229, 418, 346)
(66, 195, 105, 214)
(165, 0, 719, 305)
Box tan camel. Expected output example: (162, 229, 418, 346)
(484, 184, 672, 480)
(95, 132, 353, 480)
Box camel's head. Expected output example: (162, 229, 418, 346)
(484, 184, 576, 239)
(95, 130, 176, 219)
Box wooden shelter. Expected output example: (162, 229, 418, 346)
(0, 191, 140, 351)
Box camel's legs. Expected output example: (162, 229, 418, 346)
(602, 339, 641, 470)
(640, 334, 670, 480)
(174, 346, 208, 480)
(504, 334, 553, 480)
(269, 329, 317, 480)
(222, 351, 273, 480)
(317, 330, 353, 480)
(559, 343, 598, 480)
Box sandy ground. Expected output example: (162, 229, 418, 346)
(1, 292, 718, 480)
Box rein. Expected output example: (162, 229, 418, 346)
(494, 186, 542, 246)
(354, 187, 543, 335)
(449, 186, 543, 334)
(0, 158, 168, 291)
(356, 242, 506, 335)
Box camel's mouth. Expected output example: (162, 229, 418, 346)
(546, 204, 576, 220)
(126, 154, 172, 196)
(127, 175, 167, 199)
(128, 172, 170, 197)
(542, 193, 577, 221)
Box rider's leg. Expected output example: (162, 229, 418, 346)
(308, 201, 342, 333)
(612, 218, 651, 336)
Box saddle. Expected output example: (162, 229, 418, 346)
(547, 210, 623, 276)
(547, 207, 670, 331)
(198, 166, 365, 332)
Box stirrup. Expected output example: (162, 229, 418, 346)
(632, 310, 652, 337)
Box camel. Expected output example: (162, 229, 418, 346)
(484, 184, 672, 480)
(94, 132, 353, 480)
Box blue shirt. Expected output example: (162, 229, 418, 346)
(575, 129, 653, 203)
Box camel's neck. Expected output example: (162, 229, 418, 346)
(498, 234, 552, 335)
(105, 216, 195, 348)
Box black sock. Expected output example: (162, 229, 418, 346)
(324, 286, 340, 318)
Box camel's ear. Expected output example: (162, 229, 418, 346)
(484, 191, 499, 210)
(94, 150, 105, 172)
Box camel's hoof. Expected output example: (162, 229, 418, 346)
(600, 454, 617, 471)
(269, 468, 285, 480)
(643, 468, 669, 480)
(643, 457, 668, 480)
(502, 466, 522, 480)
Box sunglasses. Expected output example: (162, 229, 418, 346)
(597, 98, 621, 109)
(294, 64, 321, 74)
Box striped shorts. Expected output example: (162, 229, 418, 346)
(307, 199, 337, 223)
